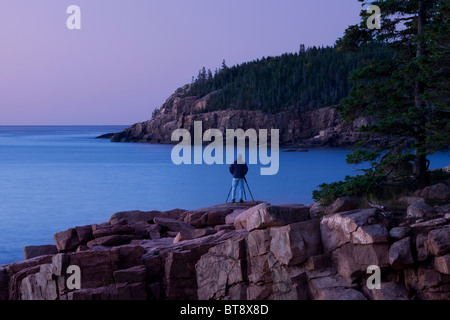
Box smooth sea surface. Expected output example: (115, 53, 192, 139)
(0, 126, 448, 265)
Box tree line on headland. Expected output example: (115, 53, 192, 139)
(185, 45, 389, 114)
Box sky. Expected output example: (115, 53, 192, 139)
(0, 0, 365, 125)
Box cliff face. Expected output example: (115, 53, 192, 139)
(111, 85, 368, 147)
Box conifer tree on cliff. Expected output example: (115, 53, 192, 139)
(336, 0, 449, 188)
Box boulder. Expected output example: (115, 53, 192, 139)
(247, 229, 271, 257)
(228, 283, 249, 300)
(314, 286, 368, 300)
(246, 229, 272, 285)
(434, 254, 450, 274)
(303, 253, 331, 271)
(320, 208, 377, 252)
(54, 228, 80, 252)
(64, 282, 147, 300)
(331, 243, 390, 283)
(156, 231, 249, 300)
(114, 265, 146, 283)
(110, 224, 137, 235)
(173, 227, 216, 244)
(109, 210, 162, 225)
(247, 254, 272, 286)
(416, 266, 450, 299)
(184, 209, 233, 228)
(364, 282, 409, 300)
(195, 210, 231, 227)
(6, 254, 54, 274)
(129, 221, 154, 239)
(309, 201, 325, 218)
(398, 197, 425, 206)
(111, 245, 145, 269)
(8, 265, 42, 300)
(52, 250, 119, 291)
(215, 224, 235, 231)
(407, 202, 436, 218)
(65, 284, 117, 300)
(164, 251, 203, 300)
(153, 217, 195, 232)
(308, 272, 366, 300)
(427, 228, 450, 256)
(270, 268, 309, 300)
(411, 218, 447, 228)
(196, 236, 248, 300)
(247, 284, 271, 300)
(234, 203, 310, 231)
(20, 264, 58, 300)
(116, 282, 147, 300)
(269, 219, 322, 266)
(109, 209, 186, 225)
(233, 203, 268, 230)
(416, 233, 430, 262)
(325, 196, 359, 215)
(415, 183, 450, 201)
(143, 224, 161, 240)
(75, 225, 94, 244)
(351, 224, 389, 245)
(162, 208, 189, 221)
(225, 209, 248, 225)
(184, 203, 258, 228)
(267, 253, 308, 300)
(92, 224, 135, 238)
(23, 245, 58, 260)
(389, 227, 411, 240)
(86, 235, 135, 247)
(404, 264, 450, 300)
(389, 237, 414, 270)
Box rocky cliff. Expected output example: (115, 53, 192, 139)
(1, 182, 449, 300)
(110, 85, 368, 147)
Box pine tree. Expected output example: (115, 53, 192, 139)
(337, 0, 449, 188)
(299, 44, 306, 53)
(221, 59, 228, 72)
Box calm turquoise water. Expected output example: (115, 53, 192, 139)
(0, 126, 448, 264)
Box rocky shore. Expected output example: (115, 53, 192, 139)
(108, 85, 368, 148)
(1, 181, 449, 301)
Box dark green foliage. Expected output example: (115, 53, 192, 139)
(151, 108, 160, 119)
(314, 0, 449, 204)
(312, 174, 379, 205)
(313, 147, 417, 205)
(185, 45, 389, 113)
(338, 0, 449, 185)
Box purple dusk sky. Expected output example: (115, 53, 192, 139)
(0, 0, 364, 125)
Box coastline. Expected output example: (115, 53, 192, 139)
(1, 180, 449, 300)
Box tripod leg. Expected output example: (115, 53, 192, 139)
(243, 182, 247, 200)
(244, 177, 255, 202)
(226, 186, 232, 203)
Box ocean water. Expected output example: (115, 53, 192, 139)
(0, 126, 448, 265)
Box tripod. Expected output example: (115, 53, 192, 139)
(226, 177, 255, 203)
